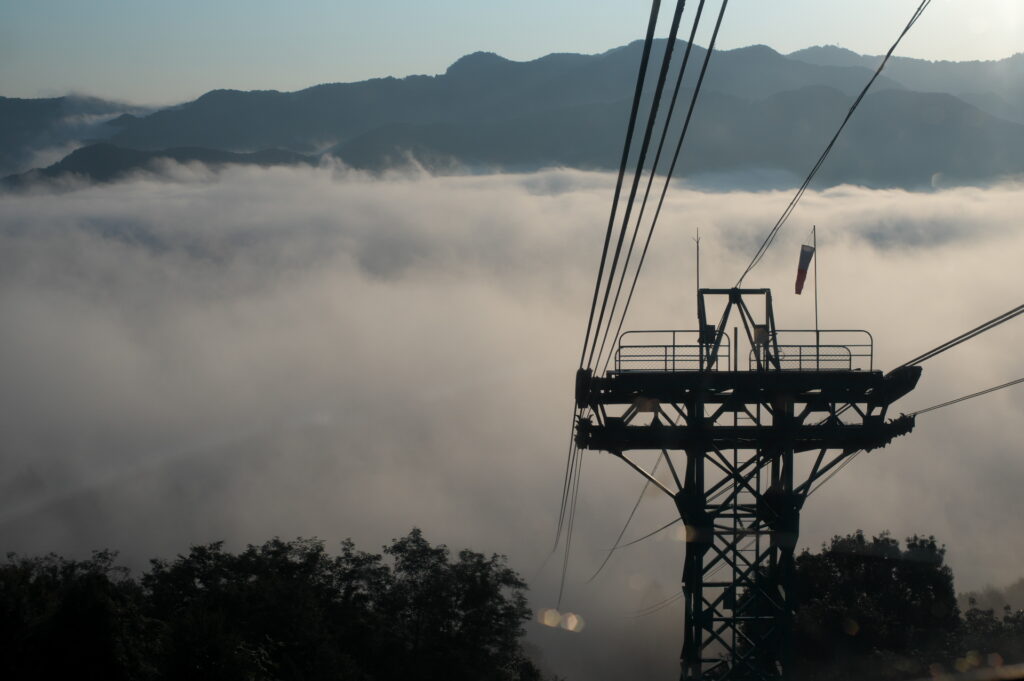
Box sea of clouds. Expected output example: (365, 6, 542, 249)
(1, 164, 1022, 678)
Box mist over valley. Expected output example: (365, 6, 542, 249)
(2, 162, 1022, 677)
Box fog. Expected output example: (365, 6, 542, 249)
(1, 164, 1022, 678)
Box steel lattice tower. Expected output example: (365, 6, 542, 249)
(574, 289, 920, 680)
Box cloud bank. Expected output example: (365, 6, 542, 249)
(1, 165, 1022, 678)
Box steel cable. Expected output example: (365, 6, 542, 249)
(618, 516, 682, 549)
(598, 0, 730, 373)
(552, 410, 582, 552)
(578, 1, 663, 369)
(629, 589, 685, 617)
(587, 453, 665, 583)
(560, 0, 663, 603)
(593, 0, 708, 370)
(900, 304, 1024, 368)
(735, 0, 932, 286)
(586, 0, 692, 370)
(556, 446, 584, 608)
(911, 376, 1024, 417)
(811, 373, 1024, 497)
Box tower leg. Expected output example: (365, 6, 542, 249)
(678, 445, 711, 680)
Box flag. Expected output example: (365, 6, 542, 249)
(795, 244, 815, 294)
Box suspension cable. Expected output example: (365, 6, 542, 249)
(593, 0, 709, 369)
(579, 1, 663, 369)
(810, 375, 1024, 497)
(911, 376, 1024, 417)
(823, 302, 1024, 426)
(561, 2, 663, 602)
(629, 589, 685, 617)
(556, 445, 584, 608)
(618, 516, 682, 549)
(899, 304, 1024, 368)
(587, 0, 690, 370)
(586, 453, 665, 583)
(552, 408, 583, 551)
(735, 0, 932, 286)
(599, 0, 730, 373)
(561, 1, 664, 601)
(807, 450, 861, 497)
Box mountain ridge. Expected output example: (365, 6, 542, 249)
(789, 45, 1024, 123)
(4, 42, 1023, 189)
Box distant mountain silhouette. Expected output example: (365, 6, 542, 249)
(789, 46, 1024, 124)
(3, 143, 314, 187)
(5, 42, 1024, 189)
(332, 84, 1024, 188)
(105, 41, 905, 154)
(0, 95, 149, 176)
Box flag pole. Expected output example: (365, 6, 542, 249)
(694, 228, 701, 292)
(694, 228, 701, 367)
(813, 225, 820, 369)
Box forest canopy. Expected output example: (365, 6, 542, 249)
(0, 529, 543, 681)
(3, 529, 1023, 680)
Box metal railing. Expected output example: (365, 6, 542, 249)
(749, 329, 873, 371)
(613, 329, 873, 373)
(615, 330, 732, 372)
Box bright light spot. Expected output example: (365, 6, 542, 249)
(627, 574, 649, 590)
(560, 612, 586, 632)
(537, 608, 561, 628)
(633, 396, 659, 412)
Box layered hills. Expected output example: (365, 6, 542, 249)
(4, 41, 1023, 189)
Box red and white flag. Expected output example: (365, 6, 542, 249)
(795, 243, 815, 295)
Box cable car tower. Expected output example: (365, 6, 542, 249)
(574, 288, 921, 680)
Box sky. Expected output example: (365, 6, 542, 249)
(1, 163, 1022, 678)
(2, 0, 1022, 104)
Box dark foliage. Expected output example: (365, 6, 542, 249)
(0, 550, 158, 681)
(791, 530, 1024, 679)
(0, 530, 541, 681)
(961, 603, 1024, 670)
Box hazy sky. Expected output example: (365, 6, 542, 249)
(2, 0, 1021, 104)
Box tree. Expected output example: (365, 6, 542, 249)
(790, 531, 960, 680)
(378, 528, 538, 681)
